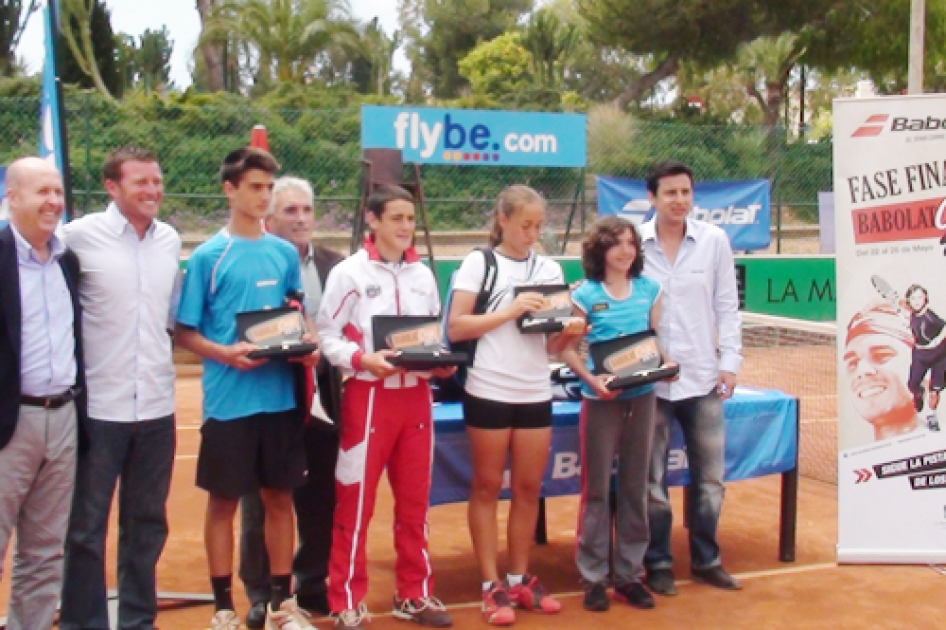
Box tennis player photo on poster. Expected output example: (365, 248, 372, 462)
(834, 94, 946, 564)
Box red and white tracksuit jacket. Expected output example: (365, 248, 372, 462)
(316, 237, 440, 611)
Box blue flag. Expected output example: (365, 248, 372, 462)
(38, 0, 69, 218)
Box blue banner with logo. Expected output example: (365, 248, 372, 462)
(597, 175, 771, 251)
(430, 388, 797, 506)
(361, 105, 586, 167)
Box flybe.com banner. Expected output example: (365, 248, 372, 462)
(361, 105, 587, 167)
(597, 175, 771, 251)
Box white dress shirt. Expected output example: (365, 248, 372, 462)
(63, 203, 182, 421)
(640, 217, 742, 401)
(13, 225, 76, 396)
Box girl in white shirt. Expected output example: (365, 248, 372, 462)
(448, 185, 584, 625)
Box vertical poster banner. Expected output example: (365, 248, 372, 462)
(38, 0, 71, 218)
(834, 95, 946, 564)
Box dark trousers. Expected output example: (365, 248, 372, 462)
(240, 420, 339, 606)
(60, 415, 176, 630)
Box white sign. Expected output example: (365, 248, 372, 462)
(834, 94, 946, 564)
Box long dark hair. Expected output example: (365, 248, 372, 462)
(488, 185, 545, 247)
(581, 216, 644, 282)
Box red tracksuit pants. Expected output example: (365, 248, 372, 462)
(328, 378, 435, 613)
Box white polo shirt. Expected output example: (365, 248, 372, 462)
(63, 203, 182, 421)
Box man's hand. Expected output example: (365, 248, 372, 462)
(717, 370, 737, 400)
(290, 333, 321, 367)
(360, 350, 405, 379)
(590, 374, 620, 400)
(429, 365, 458, 379)
(662, 360, 680, 382)
(220, 342, 268, 371)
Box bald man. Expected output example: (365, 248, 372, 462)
(0, 157, 85, 630)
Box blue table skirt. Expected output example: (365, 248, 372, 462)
(430, 387, 798, 506)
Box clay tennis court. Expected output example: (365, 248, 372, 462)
(3, 339, 946, 629)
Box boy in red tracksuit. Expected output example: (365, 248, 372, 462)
(316, 185, 455, 630)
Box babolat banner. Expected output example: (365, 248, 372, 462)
(834, 94, 946, 565)
(596, 175, 771, 251)
(361, 105, 586, 167)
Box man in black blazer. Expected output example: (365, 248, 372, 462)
(239, 176, 344, 627)
(0, 156, 85, 630)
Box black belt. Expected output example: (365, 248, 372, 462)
(20, 387, 78, 410)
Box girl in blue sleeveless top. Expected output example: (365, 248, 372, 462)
(561, 216, 677, 612)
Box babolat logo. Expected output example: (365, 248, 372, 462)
(852, 114, 889, 137)
(691, 204, 762, 225)
(891, 116, 946, 132)
(393, 112, 558, 162)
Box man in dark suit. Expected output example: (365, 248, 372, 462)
(0, 156, 85, 630)
(239, 175, 344, 628)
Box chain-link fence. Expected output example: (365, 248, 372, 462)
(0, 94, 831, 244)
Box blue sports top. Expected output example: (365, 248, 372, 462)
(177, 230, 302, 421)
(572, 276, 661, 400)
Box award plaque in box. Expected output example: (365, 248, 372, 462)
(236, 306, 319, 360)
(589, 329, 679, 391)
(515, 284, 572, 333)
(372, 315, 469, 370)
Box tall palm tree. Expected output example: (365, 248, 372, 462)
(200, 0, 359, 88)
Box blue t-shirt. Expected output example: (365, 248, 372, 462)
(177, 231, 302, 421)
(572, 276, 661, 400)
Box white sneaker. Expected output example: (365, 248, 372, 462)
(266, 596, 316, 630)
(335, 602, 371, 629)
(210, 609, 240, 630)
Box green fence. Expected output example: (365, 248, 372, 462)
(0, 94, 831, 240)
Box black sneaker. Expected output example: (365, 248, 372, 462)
(297, 592, 331, 617)
(691, 566, 742, 590)
(245, 601, 267, 629)
(644, 568, 677, 596)
(582, 583, 609, 612)
(613, 583, 655, 609)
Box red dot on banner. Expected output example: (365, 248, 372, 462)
(463, 153, 470, 161)
(473, 153, 480, 161)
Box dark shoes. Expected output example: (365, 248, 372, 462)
(691, 565, 743, 590)
(245, 601, 268, 629)
(613, 583, 655, 609)
(644, 568, 678, 596)
(582, 583, 609, 612)
(297, 592, 331, 617)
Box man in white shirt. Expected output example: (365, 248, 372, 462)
(59, 147, 182, 630)
(639, 161, 743, 596)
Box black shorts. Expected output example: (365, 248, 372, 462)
(196, 410, 307, 499)
(462, 392, 552, 430)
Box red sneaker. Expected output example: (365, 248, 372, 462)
(508, 575, 561, 613)
(481, 582, 515, 626)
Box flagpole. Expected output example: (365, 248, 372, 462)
(40, 0, 74, 217)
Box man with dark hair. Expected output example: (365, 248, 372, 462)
(175, 147, 320, 630)
(0, 157, 85, 630)
(845, 300, 921, 440)
(59, 147, 181, 630)
(239, 175, 344, 628)
(641, 160, 744, 595)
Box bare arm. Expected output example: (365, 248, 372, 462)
(174, 324, 267, 371)
(560, 307, 616, 400)
(446, 289, 546, 343)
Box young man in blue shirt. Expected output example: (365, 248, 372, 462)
(175, 147, 320, 630)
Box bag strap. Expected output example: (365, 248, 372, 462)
(465, 248, 497, 362)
